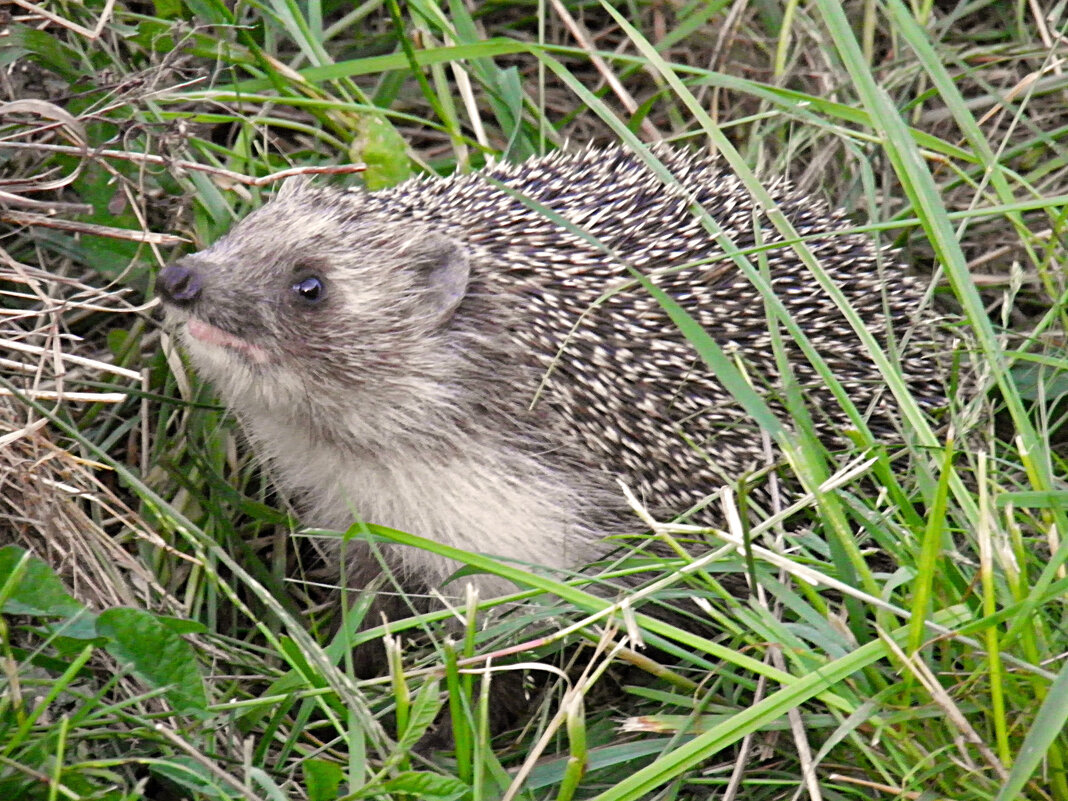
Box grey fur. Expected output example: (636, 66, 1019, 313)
(158, 144, 946, 604)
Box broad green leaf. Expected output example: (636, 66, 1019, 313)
(378, 771, 469, 800)
(304, 758, 344, 801)
(0, 545, 85, 618)
(5, 26, 84, 80)
(97, 607, 209, 718)
(397, 677, 443, 753)
(352, 115, 410, 190)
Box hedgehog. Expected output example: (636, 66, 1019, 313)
(156, 144, 946, 618)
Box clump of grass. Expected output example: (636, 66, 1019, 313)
(2, 1, 1067, 799)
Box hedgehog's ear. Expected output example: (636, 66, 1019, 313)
(412, 234, 470, 323)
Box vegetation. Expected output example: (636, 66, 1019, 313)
(1, 0, 1066, 799)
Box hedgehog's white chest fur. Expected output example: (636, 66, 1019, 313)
(243, 410, 601, 599)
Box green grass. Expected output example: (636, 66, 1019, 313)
(2, 1, 1067, 799)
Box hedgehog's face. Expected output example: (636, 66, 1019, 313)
(157, 181, 471, 415)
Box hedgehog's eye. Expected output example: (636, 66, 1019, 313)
(292, 276, 325, 304)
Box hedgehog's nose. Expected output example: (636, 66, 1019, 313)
(157, 262, 203, 307)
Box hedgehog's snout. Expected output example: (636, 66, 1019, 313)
(157, 261, 204, 307)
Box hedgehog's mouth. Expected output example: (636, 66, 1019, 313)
(185, 318, 270, 364)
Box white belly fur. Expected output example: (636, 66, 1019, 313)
(246, 415, 602, 600)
